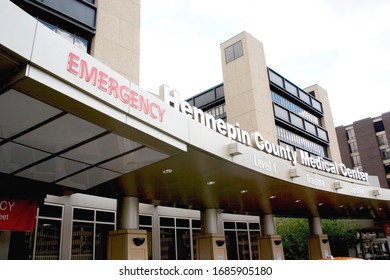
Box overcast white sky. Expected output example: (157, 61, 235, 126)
(139, 0, 390, 126)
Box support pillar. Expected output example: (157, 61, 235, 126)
(195, 209, 227, 260)
(258, 214, 284, 260)
(108, 196, 148, 260)
(308, 217, 332, 259)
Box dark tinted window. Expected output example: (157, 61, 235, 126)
(374, 121, 384, 132)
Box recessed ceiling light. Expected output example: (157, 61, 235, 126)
(318, 202, 324, 206)
(162, 169, 172, 174)
(295, 199, 301, 203)
(339, 205, 344, 208)
(240, 189, 248, 194)
(206, 181, 215, 185)
(270, 195, 277, 199)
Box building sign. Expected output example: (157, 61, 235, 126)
(64, 51, 369, 183)
(162, 89, 370, 182)
(0, 198, 38, 231)
(66, 52, 166, 122)
(384, 225, 390, 237)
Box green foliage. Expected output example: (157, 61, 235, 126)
(275, 218, 309, 260)
(275, 218, 359, 259)
(322, 219, 359, 257)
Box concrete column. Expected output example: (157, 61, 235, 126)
(308, 217, 332, 259)
(310, 216, 323, 235)
(108, 196, 148, 260)
(195, 209, 227, 260)
(118, 196, 139, 229)
(202, 209, 222, 234)
(258, 214, 284, 260)
(261, 214, 276, 235)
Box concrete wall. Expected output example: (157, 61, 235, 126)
(91, 0, 140, 84)
(304, 84, 342, 163)
(220, 32, 278, 144)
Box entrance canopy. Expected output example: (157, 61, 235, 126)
(1, 0, 390, 221)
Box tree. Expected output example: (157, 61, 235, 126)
(275, 217, 309, 260)
(322, 219, 359, 257)
(276, 217, 359, 259)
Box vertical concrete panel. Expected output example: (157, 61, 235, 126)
(91, 0, 140, 84)
(220, 32, 277, 143)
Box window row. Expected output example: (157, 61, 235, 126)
(157, 217, 201, 260)
(272, 91, 321, 125)
(224, 221, 260, 260)
(8, 204, 115, 260)
(40, 20, 89, 52)
(276, 126, 327, 157)
(138, 216, 261, 260)
(187, 85, 224, 109)
(268, 69, 323, 113)
(206, 103, 226, 119)
(274, 104, 328, 142)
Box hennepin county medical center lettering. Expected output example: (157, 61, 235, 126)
(66, 52, 368, 182)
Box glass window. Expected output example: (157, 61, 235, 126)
(160, 217, 175, 227)
(233, 40, 243, 59)
(39, 19, 90, 52)
(377, 134, 389, 146)
(347, 128, 355, 140)
(177, 228, 191, 260)
(311, 98, 323, 112)
(225, 40, 243, 63)
(285, 80, 298, 97)
(225, 45, 235, 63)
(215, 85, 224, 99)
(274, 105, 289, 122)
(34, 219, 62, 260)
(380, 148, 390, 160)
(160, 228, 176, 260)
(73, 208, 94, 221)
(96, 211, 115, 223)
(195, 90, 214, 107)
(140, 215, 152, 226)
(140, 215, 153, 260)
(223, 221, 260, 260)
(291, 114, 304, 129)
(71, 207, 115, 260)
(299, 91, 311, 104)
(225, 230, 238, 260)
(71, 222, 94, 260)
(277, 126, 327, 157)
(352, 155, 361, 167)
(374, 121, 384, 132)
(271, 91, 320, 125)
(269, 71, 284, 88)
(159, 217, 200, 260)
(317, 128, 329, 141)
(305, 121, 317, 135)
(176, 218, 190, 228)
(237, 231, 250, 260)
(349, 141, 359, 153)
(38, 204, 63, 218)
